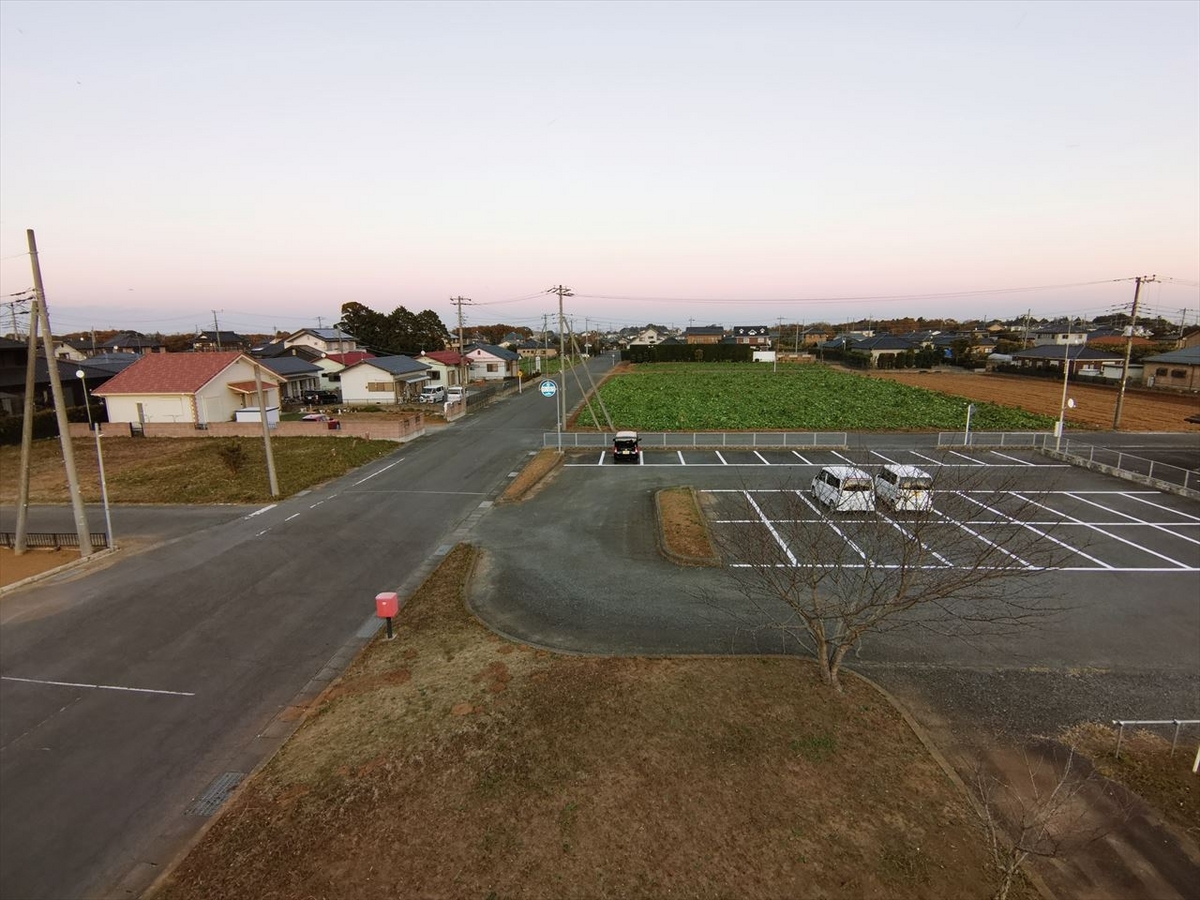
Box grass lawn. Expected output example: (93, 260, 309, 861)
(0, 436, 398, 505)
(581, 363, 1057, 431)
(151, 545, 1033, 900)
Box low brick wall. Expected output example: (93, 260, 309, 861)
(69, 415, 425, 443)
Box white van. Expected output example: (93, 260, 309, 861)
(446, 385, 465, 402)
(873, 464, 934, 512)
(811, 466, 875, 512)
(418, 385, 446, 403)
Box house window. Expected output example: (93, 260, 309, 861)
(1156, 368, 1168, 376)
(486, 363, 498, 373)
(366, 381, 391, 392)
(1171, 370, 1187, 378)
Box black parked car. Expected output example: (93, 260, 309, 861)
(303, 391, 341, 405)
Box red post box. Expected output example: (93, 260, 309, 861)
(375, 592, 399, 618)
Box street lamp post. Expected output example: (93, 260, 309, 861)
(76, 369, 115, 550)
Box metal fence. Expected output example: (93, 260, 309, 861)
(1045, 436, 1199, 493)
(543, 432, 849, 449)
(1110, 718, 1200, 760)
(936, 431, 1047, 448)
(0, 532, 110, 550)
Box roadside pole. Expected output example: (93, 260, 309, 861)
(28, 229, 93, 557)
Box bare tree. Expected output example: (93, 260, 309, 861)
(972, 742, 1122, 900)
(707, 454, 1076, 691)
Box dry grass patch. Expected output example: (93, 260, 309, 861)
(0, 547, 81, 587)
(153, 544, 1033, 900)
(498, 449, 562, 502)
(1061, 722, 1200, 841)
(656, 486, 719, 565)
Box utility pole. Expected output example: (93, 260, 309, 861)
(212, 310, 222, 350)
(1022, 309, 1031, 349)
(548, 285, 572, 447)
(1112, 275, 1156, 430)
(13, 293, 40, 554)
(27, 229, 93, 556)
(451, 296, 472, 389)
(253, 362, 280, 497)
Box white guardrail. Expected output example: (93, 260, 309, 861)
(544, 432, 849, 449)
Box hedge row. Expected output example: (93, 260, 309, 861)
(0, 403, 106, 446)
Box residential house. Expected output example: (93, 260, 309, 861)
(283, 327, 359, 355)
(732, 326, 771, 346)
(514, 339, 557, 359)
(339, 355, 431, 405)
(102, 331, 164, 355)
(416, 349, 466, 387)
(684, 325, 724, 344)
(192, 330, 251, 352)
(1011, 345, 1125, 378)
(53, 339, 93, 362)
(849, 335, 919, 365)
(92, 351, 281, 425)
(314, 350, 375, 394)
(1031, 322, 1089, 347)
(464, 343, 520, 381)
(259, 356, 323, 401)
(627, 326, 668, 347)
(1142, 347, 1200, 391)
(0, 336, 106, 414)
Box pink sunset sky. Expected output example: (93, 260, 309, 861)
(1, 0, 1197, 337)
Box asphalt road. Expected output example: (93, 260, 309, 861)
(0, 361, 608, 900)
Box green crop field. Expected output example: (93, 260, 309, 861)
(579, 363, 1056, 431)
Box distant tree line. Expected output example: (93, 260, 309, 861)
(338, 302, 451, 355)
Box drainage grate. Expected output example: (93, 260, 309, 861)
(187, 771, 246, 817)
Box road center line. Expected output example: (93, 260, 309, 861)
(353, 459, 403, 485)
(244, 504, 277, 519)
(284, 513, 300, 522)
(2, 676, 196, 697)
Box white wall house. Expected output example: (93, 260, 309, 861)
(340, 356, 431, 405)
(92, 351, 281, 424)
(464, 343, 520, 381)
(284, 327, 359, 355)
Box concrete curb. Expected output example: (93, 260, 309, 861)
(0, 546, 118, 596)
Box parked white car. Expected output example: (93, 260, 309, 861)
(873, 464, 934, 512)
(446, 385, 465, 402)
(811, 466, 875, 512)
(418, 385, 446, 403)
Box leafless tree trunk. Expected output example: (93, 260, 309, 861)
(706, 454, 1076, 691)
(972, 742, 1123, 900)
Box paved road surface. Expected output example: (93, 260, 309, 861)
(0, 361, 608, 900)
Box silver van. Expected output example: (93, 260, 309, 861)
(810, 466, 875, 512)
(873, 464, 934, 512)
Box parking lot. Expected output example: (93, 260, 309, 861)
(562, 446, 1199, 573)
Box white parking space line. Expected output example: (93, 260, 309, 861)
(946, 450, 985, 465)
(1012, 492, 1194, 569)
(2, 676, 196, 697)
(988, 450, 1035, 465)
(353, 459, 403, 486)
(744, 492, 797, 565)
(796, 491, 868, 560)
(791, 451, 812, 464)
(1066, 493, 1200, 546)
(715, 451, 729, 465)
(880, 514, 954, 566)
(955, 492, 1112, 569)
(596, 452, 605, 466)
(832, 450, 853, 463)
(754, 451, 771, 465)
(871, 450, 902, 464)
(1123, 494, 1200, 521)
(931, 508, 1034, 568)
(909, 451, 944, 466)
(678, 451, 687, 465)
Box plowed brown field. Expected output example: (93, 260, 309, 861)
(863, 370, 1200, 431)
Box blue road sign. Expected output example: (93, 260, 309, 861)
(540, 380, 558, 398)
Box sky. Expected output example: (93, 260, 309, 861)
(1, 0, 1198, 339)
